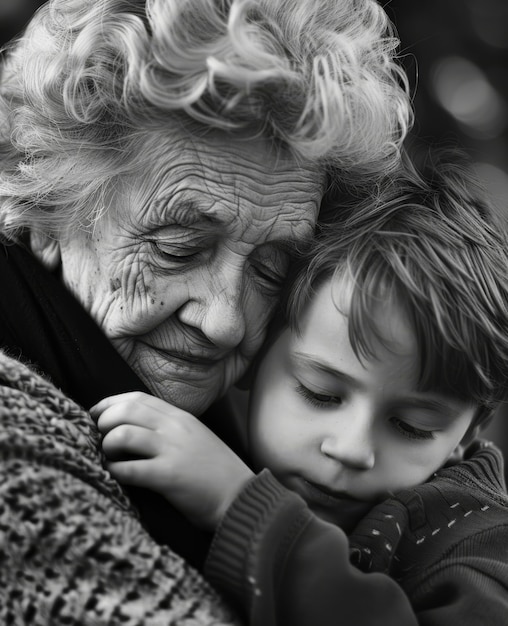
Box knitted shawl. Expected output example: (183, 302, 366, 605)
(0, 349, 240, 625)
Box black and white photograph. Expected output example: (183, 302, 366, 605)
(0, 1, 507, 624)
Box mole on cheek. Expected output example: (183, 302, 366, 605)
(109, 278, 121, 292)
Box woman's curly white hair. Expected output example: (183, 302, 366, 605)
(0, 0, 412, 237)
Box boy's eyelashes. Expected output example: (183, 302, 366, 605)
(294, 382, 343, 407)
(389, 417, 436, 441)
(294, 381, 438, 442)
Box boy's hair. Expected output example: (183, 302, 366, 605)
(286, 149, 508, 427)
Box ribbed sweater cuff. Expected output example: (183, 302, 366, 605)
(204, 468, 302, 608)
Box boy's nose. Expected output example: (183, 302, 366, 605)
(320, 410, 376, 470)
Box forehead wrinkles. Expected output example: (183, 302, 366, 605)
(127, 134, 321, 238)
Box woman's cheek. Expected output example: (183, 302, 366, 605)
(98, 251, 181, 338)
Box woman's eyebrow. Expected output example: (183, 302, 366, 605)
(147, 198, 223, 229)
(169, 200, 222, 225)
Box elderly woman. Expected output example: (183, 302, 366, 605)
(0, 0, 411, 623)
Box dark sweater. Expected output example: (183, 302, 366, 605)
(205, 441, 508, 625)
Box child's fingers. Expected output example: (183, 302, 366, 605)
(92, 392, 191, 435)
(105, 458, 162, 489)
(95, 398, 171, 434)
(90, 391, 150, 418)
(92, 392, 172, 422)
(102, 424, 160, 460)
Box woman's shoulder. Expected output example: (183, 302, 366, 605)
(0, 349, 240, 625)
(0, 349, 94, 443)
(0, 348, 125, 500)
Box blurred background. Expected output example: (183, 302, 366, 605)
(388, 0, 508, 222)
(386, 0, 508, 471)
(1, 0, 508, 471)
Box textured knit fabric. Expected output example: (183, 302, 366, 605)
(205, 443, 508, 625)
(0, 240, 213, 569)
(0, 349, 239, 625)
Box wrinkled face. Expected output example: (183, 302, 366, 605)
(248, 277, 476, 524)
(55, 130, 322, 414)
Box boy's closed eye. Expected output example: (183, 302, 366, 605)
(295, 382, 343, 407)
(389, 417, 436, 441)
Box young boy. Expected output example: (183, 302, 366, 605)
(92, 152, 508, 625)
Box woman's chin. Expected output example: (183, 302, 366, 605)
(129, 352, 231, 415)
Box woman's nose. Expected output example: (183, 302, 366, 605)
(177, 270, 247, 350)
(320, 411, 376, 470)
(202, 286, 247, 349)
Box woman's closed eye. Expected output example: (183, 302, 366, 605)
(148, 229, 214, 266)
(390, 416, 435, 441)
(249, 246, 289, 295)
(295, 383, 343, 408)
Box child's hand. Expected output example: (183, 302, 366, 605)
(91, 392, 254, 531)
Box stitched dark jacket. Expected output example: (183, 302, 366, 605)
(205, 442, 508, 625)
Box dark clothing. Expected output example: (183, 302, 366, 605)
(0, 240, 212, 568)
(0, 239, 151, 406)
(205, 441, 508, 625)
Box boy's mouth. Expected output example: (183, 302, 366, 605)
(281, 474, 374, 510)
(303, 479, 358, 502)
(281, 475, 374, 529)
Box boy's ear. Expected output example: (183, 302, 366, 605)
(449, 424, 482, 464)
(461, 423, 482, 446)
(29, 230, 61, 271)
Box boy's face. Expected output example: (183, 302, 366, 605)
(248, 276, 476, 525)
